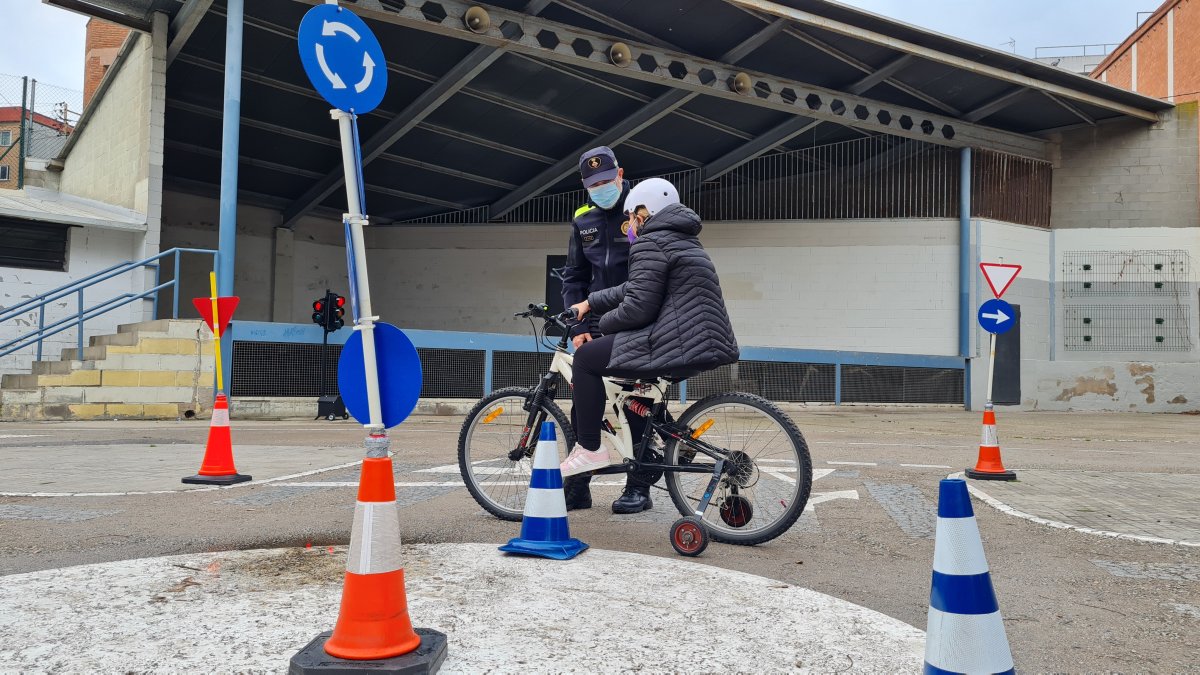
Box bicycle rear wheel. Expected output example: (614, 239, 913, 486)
(458, 387, 575, 521)
(664, 393, 811, 545)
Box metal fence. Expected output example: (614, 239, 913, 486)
(409, 135, 1051, 228)
(0, 74, 82, 188)
(228, 321, 966, 405)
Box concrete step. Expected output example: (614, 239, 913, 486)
(0, 399, 191, 421)
(117, 319, 204, 339)
(1, 374, 38, 389)
(31, 360, 84, 375)
(90, 332, 140, 347)
(60, 345, 108, 361)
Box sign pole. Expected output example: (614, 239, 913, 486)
(333, 109, 383, 433)
(985, 331, 996, 410)
(208, 271, 224, 394)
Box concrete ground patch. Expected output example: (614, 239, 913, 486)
(0, 544, 924, 672)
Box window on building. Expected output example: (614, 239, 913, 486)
(0, 166, 9, 181)
(0, 130, 11, 147)
(0, 219, 70, 271)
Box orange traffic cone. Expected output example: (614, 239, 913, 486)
(965, 406, 1016, 481)
(182, 393, 250, 485)
(291, 434, 447, 673)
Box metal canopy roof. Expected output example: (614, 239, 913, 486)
(48, 0, 1170, 225)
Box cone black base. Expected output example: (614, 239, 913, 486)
(289, 628, 447, 675)
(965, 468, 1016, 481)
(182, 473, 252, 485)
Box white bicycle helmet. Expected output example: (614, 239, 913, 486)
(623, 177, 679, 217)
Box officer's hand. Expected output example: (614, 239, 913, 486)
(572, 333, 593, 350)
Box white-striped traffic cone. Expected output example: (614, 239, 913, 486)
(925, 478, 1014, 675)
(291, 433, 447, 672)
(966, 406, 1016, 481)
(499, 421, 588, 560)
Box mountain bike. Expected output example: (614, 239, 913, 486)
(457, 303, 813, 555)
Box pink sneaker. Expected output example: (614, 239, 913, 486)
(560, 443, 617, 477)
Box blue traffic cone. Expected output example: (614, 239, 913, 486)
(499, 422, 588, 560)
(925, 478, 1014, 675)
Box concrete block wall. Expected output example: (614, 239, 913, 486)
(1048, 103, 1199, 231)
(60, 32, 150, 212)
(0, 227, 139, 376)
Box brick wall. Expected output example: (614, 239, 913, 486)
(83, 19, 131, 109)
(1093, 0, 1200, 104)
(0, 121, 19, 189)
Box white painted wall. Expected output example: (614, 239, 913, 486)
(0, 227, 138, 375)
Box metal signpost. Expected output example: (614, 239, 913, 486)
(293, 4, 436, 671)
(978, 262, 1022, 409)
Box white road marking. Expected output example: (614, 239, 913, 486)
(0, 434, 49, 439)
(805, 489, 860, 513)
(0, 459, 366, 498)
(952, 471, 1200, 548)
(900, 464, 953, 469)
(827, 461, 877, 466)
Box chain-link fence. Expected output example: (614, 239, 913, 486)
(0, 73, 83, 188)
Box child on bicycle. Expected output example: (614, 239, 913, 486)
(561, 178, 739, 477)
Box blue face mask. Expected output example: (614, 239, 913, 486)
(588, 182, 621, 210)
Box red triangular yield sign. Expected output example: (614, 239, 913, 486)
(192, 297, 240, 336)
(980, 263, 1021, 299)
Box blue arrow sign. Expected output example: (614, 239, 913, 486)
(338, 322, 422, 428)
(978, 298, 1016, 335)
(297, 4, 388, 114)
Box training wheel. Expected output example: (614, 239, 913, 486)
(720, 495, 753, 528)
(326, 413, 337, 421)
(341, 413, 350, 420)
(670, 516, 709, 557)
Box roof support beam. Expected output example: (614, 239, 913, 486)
(551, 0, 684, 51)
(783, 28, 960, 116)
(963, 87, 1026, 122)
(488, 13, 794, 219)
(45, 0, 152, 32)
(281, 45, 504, 227)
(489, 90, 698, 218)
(1042, 91, 1096, 126)
(702, 117, 821, 181)
(166, 0, 213, 66)
(726, 0, 1161, 123)
(847, 54, 913, 95)
(310, 0, 1046, 160)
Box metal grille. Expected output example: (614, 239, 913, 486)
(493, 350, 568, 398)
(1062, 250, 1190, 297)
(971, 150, 1052, 228)
(683, 361, 836, 402)
(1063, 305, 1192, 351)
(395, 205, 490, 225)
(841, 365, 964, 404)
(231, 341, 340, 397)
(409, 136, 1051, 228)
(417, 348, 484, 398)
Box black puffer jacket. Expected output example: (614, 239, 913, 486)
(588, 204, 739, 373)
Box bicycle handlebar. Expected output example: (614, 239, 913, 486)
(515, 303, 578, 329)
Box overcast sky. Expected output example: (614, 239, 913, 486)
(0, 0, 1156, 98)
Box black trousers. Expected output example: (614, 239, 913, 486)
(572, 334, 655, 451)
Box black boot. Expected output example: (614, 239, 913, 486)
(563, 474, 592, 511)
(611, 482, 653, 514)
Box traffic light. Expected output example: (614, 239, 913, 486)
(312, 298, 326, 327)
(331, 294, 346, 331)
(311, 290, 347, 332)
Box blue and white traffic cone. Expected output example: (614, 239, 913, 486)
(499, 421, 588, 560)
(925, 478, 1014, 675)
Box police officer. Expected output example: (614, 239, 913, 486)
(560, 146, 654, 514)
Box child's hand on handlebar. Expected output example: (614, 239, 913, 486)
(570, 300, 590, 319)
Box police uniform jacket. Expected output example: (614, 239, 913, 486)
(560, 180, 632, 337)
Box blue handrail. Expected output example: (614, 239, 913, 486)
(0, 247, 217, 362)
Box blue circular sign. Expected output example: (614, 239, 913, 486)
(297, 5, 388, 114)
(977, 298, 1016, 335)
(338, 322, 422, 429)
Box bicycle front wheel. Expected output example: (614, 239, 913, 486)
(458, 387, 575, 521)
(664, 393, 812, 545)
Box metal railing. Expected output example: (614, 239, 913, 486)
(0, 247, 217, 362)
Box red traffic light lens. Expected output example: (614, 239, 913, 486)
(313, 300, 324, 311)
(336, 296, 346, 308)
